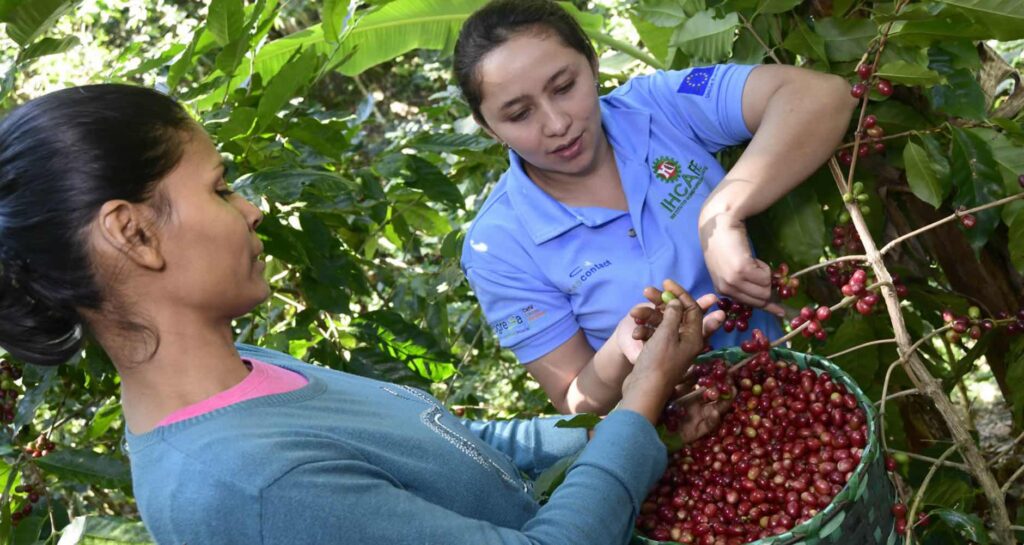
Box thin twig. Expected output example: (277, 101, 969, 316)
(789, 254, 867, 280)
(827, 338, 897, 360)
(1001, 464, 1024, 494)
(888, 449, 970, 472)
(738, 14, 781, 64)
(874, 388, 918, 406)
(835, 127, 945, 150)
(880, 193, 1024, 256)
(992, 429, 1024, 466)
(907, 444, 959, 545)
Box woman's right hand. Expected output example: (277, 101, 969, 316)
(618, 285, 706, 424)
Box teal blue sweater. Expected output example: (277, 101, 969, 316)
(125, 345, 668, 544)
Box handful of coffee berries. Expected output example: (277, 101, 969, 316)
(638, 352, 868, 544)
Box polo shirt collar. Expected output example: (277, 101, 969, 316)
(505, 103, 653, 245)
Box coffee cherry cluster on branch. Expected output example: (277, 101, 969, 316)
(0, 359, 22, 423)
(838, 117, 888, 167)
(770, 263, 799, 300)
(1004, 309, 1024, 335)
(24, 434, 55, 459)
(849, 64, 893, 99)
(941, 306, 994, 343)
(719, 298, 753, 333)
(639, 353, 869, 544)
(12, 468, 46, 525)
(790, 306, 832, 341)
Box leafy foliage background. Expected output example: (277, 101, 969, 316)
(0, 0, 1022, 543)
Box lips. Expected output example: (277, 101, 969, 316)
(551, 133, 581, 154)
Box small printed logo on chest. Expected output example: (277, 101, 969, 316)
(568, 259, 612, 293)
(657, 159, 709, 219)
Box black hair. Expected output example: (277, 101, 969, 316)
(0, 84, 194, 366)
(453, 0, 597, 126)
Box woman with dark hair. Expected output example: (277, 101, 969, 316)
(0, 84, 727, 544)
(455, 0, 857, 415)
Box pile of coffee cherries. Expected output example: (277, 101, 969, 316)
(640, 349, 868, 544)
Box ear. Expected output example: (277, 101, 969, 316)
(95, 200, 165, 271)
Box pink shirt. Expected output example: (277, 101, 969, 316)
(157, 359, 308, 427)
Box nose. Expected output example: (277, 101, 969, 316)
(240, 197, 263, 231)
(541, 104, 571, 138)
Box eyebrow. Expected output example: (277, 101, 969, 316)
(499, 66, 573, 112)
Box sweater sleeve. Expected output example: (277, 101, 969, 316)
(260, 410, 667, 545)
(458, 416, 589, 478)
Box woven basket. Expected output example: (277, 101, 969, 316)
(632, 347, 903, 545)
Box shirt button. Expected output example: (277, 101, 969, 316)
(627, 228, 637, 237)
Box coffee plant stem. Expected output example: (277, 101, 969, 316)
(907, 444, 959, 545)
(835, 142, 1016, 544)
(888, 448, 970, 472)
(1001, 464, 1024, 494)
(789, 254, 867, 280)
(879, 192, 1024, 256)
(992, 430, 1024, 466)
(827, 338, 897, 359)
(738, 14, 782, 65)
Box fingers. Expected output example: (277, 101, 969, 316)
(763, 301, 786, 317)
(702, 309, 726, 338)
(694, 292, 719, 313)
(661, 279, 702, 331)
(642, 286, 663, 307)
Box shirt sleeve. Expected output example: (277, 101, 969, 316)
(614, 64, 757, 153)
(259, 410, 667, 545)
(459, 416, 590, 479)
(463, 264, 579, 363)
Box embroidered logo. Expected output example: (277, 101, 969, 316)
(677, 66, 716, 96)
(567, 259, 612, 294)
(652, 156, 681, 183)
(658, 159, 710, 219)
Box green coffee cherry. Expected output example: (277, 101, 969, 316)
(662, 291, 677, 304)
(856, 193, 870, 203)
(860, 205, 871, 215)
(853, 181, 865, 195)
(839, 211, 851, 223)
(842, 193, 854, 203)
(967, 306, 981, 320)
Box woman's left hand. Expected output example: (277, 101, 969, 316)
(699, 213, 785, 317)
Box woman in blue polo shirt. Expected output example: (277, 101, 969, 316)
(454, 0, 857, 415)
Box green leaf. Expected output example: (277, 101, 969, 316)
(554, 413, 601, 429)
(352, 310, 456, 383)
(14, 366, 56, 434)
(821, 316, 879, 388)
(322, 0, 354, 43)
(11, 512, 45, 545)
(670, 10, 739, 64)
(630, 13, 674, 66)
(167, 27, 207, 91)
(950, 126, 1004, 251)
(781, 18, 829, 67)
(814, 17, 877, 62)
(969, 128, 1024, 225)
(56, 516, 154, 544)
(409, 132, 495, 153)
(85, 399, 122, 441)
(755, 0, 803, 15)
(875, 60, 944, 86)
(1, 0, 73, 46)
(330, 0, 488, 76)
(871, 99, 931, 134)
(634, 0, 700, 27)
(762, 182, 826, 266)
(17, 35, 78, 63)
(256, 48, 320, 131)
(1008, 336, 1024, 424)
(401, 156, 464, 209)
(889, 13, 991, 46)
(922, 473, 974, 508)
(532, 452, 578, 502)
(938, 0, 1024, 40)
(35, 448, 131, 489)
(931, 508, 991, 544)
(1009, 207, 1024, 274)
(217, 106, 257, 142)
(928, 68, 987, 120)
(903, 139, 949, 208)
(207, 0, 245, 46)
(234, 169, 360, 204)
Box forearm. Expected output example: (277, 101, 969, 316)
(563, 339, 633, 415)
(700, 75, 855, 223)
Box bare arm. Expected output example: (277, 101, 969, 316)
(699, 65, 857, 310)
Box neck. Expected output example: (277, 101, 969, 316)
(525, 130, 626, 210)
(96, 311, 250, 435)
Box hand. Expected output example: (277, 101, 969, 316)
(668, 384, 733, 444)
(627, 279, 726, 346)
(619, 286, 706, 423)
(698, 213, 785, 317)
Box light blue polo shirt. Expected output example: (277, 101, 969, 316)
(461, 64, 783, 363)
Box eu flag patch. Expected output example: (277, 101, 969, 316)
(677, 66, 716, 96)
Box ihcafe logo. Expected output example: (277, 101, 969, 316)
(653, 156, 681, 183)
